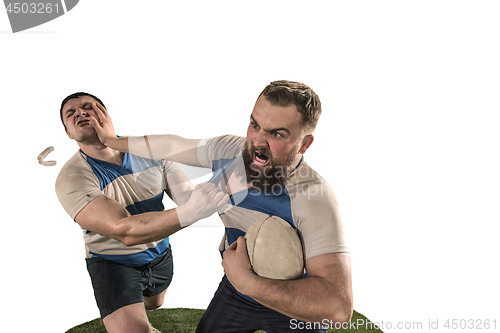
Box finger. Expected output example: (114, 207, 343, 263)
(202, 182, 217, 191)
(236, 236, 247, 250)
(194, 182, 205, 190)
(226, 239, 238, 251)
(217, 201, 231, 215)
(236, 237, 250, 261)
(207, 186, 225, 198)
(95, 102, 108, 115)
(89, 116, 102, 129)
(202, 183, 220, 196)
(92, 102, 107, 121)
(214, 193, 230, 207)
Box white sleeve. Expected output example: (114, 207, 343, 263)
(162, 159, 181, 179)
(196, 135, 246, 168)
(55, 154, 102, 221)
(292, 181, 349, 260)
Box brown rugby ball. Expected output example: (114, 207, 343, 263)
(245, 215, 304, 280)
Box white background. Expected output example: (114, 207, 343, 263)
(1, 1, 499, 332)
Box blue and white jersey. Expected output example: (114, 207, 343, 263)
(197, 135, 348, 261)
(56, 150, 180, 267)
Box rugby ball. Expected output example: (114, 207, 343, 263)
(245, 216, 304, 280)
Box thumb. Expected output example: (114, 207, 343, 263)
(226, 239, 238, 251)
(236, 236, 247, 251)
(236, 237, 251, 264)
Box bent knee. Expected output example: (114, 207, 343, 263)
(144, 298, 164, 309)
(144, 288, 167, 310)
(145, 302, 163, 310)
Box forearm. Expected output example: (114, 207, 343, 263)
(92, 104, 202, 166)
(102, 135, 130, 154)
(105, 135, 202, 166)
(115, 182, 228, 245)
(117, 208, 183, 246)
(245, 275, 351, 324)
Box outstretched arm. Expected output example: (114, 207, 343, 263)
(76, 182, 229, 246)
(89, 102, 202, 166)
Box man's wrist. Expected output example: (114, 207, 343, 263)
(102, 135, 117, 147)
(234, 271, 261, 297)
(176, 204, 194, 227)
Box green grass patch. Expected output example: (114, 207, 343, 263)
(66, 308, 383, 333)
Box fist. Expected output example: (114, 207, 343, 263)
(176, 182, 229, 227)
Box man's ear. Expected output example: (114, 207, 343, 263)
(299, 134, 314, 154)
(65, 128, 73, 140)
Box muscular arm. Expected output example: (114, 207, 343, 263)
(76, 195, 182, 246)
(89, 102, 203, 166)
(252, 252, 353, 324)
(75, 182, 229, 246)
(108, 135, 202, 167)
(223, 237, 353, 324)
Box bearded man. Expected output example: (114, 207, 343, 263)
(90, 80, 353, 333)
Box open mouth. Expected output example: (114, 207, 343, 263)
(254, 151, 270, 166)
(77, 119, 90, 126)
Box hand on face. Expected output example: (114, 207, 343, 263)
(89, 102, 117, 146)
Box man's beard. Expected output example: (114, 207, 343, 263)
(239, 141, 296, 194)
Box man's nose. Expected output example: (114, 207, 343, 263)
(75, 108, 89, 117)
(253, 132, 268, 148)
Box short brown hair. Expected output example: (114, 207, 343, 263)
(259, 80, 322, 132)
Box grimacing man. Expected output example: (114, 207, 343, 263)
(89, 80, 353, 333)
(56, 92, 228, 333)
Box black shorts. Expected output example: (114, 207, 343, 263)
(196, 275, 327, 333)
(86, 246, 173, 319)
